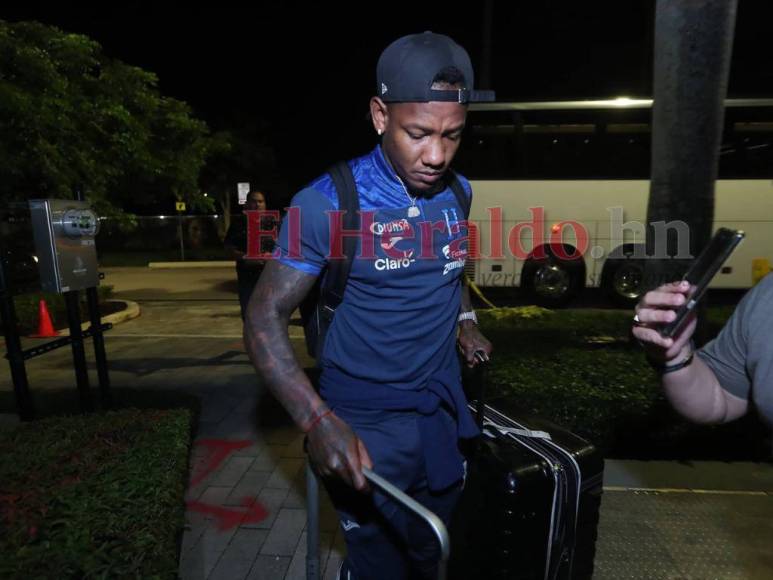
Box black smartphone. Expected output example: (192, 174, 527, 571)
(659, 228, 745, 338)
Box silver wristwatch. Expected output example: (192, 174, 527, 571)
(457, 310, 478, 324)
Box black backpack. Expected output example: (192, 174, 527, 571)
(300, 161, 472, 359)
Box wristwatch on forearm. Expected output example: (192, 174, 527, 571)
(458, 310, 478, 325)
(646, 341, 695, 374)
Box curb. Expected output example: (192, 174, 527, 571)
(147, 261, 233, 269)
(604, 459, 773, 493)
(58, 299, 141, 337)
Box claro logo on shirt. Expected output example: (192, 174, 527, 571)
(375, 248, 416, 271)
(375, 256, 416, 271)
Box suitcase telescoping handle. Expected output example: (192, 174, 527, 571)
(362, 467, 450, 580)
(473, 350, 490, 430)
(305, 464, 450, 580)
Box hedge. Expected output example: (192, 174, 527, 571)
(1, 285, 115, 335)
(473, 306, 771, 461)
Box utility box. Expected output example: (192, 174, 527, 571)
(28, 199, 100, 293)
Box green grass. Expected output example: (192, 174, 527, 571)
(0, 387, 201, 419)
(0, 406, 193, 579)
(474, 305, 771, 460)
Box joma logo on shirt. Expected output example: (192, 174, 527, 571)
(443, 259, 465, 276)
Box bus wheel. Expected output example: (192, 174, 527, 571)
(602, 258, 646, 307)
(521, 256, 582, 307)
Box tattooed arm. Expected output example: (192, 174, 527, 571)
(243, 260, 372, 490)
(457, 276, 493, 367)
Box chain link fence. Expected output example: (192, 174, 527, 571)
(96, 215, 238, 266)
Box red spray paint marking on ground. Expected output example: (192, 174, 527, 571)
(186, 497, 269, 531)
(186, 438, 270, 530)
(189, 439, 253, 487)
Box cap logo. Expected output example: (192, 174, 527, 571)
(381, 82, 388, 95)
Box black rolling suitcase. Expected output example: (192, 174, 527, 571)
(450, 363, 604, 580)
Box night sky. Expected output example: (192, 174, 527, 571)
(3, 1, 773, 194)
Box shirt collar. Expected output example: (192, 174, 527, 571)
(368, 144, 452, 201)
(372, 144, 400, 184)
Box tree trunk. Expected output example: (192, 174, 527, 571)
(645, 0, 737, 290)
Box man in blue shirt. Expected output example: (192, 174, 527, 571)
(245, 32, 494, 579)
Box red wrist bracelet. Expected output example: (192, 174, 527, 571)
(306, 409, 333, 433)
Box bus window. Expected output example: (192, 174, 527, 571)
(458, 100, 773, 180)
(719, 121, 773, 178)
(462, 126, 519, 179)
(602, 126, 651, 178)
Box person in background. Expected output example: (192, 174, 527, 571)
(224, 190, 275, 319)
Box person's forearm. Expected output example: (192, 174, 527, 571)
(461, 278, 473, 312)
(243, 262, 370, 489)
(662, 349, 740, 424)
(243, 269, 328, 431)
(633, 282, 749, 425)
(245, 309, 326, 430)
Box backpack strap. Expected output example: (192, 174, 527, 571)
(447, 171, 471, 219)
(319, 161, 360, 320)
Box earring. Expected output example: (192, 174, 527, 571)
(377, 129, 383, 136)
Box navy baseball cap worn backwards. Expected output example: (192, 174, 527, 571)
(376, 31, 496, 104)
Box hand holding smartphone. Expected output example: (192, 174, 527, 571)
(659, 228, 745, 338)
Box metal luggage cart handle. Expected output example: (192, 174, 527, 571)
(362, 467, 450, 580)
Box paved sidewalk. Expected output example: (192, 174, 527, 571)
(2, 298, 773, 579)
(1, 300, 340, 579)
(178, 385, 344, 580)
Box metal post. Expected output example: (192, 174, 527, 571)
(0, 292, 34, 421)
(475, 361, 488, 431)
(64, 290, 93, 413)
(86, 286, 111, 407)
(178, 214, 186, 261)
(306, 461, 321, 580)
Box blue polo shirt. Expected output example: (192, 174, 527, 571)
(276, 145, 471, 389)
(276, 146, 479, 490)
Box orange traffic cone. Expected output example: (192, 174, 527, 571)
(31, 299, 59, 338)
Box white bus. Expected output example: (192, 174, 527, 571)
(456, 98, 773, 306)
